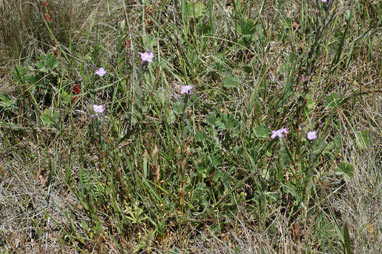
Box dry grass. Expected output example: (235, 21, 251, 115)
(334, 92, 382, 253)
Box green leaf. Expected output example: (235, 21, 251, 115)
(222, 113, 238, 130)
(254, 126, 270, 138)
(215, 120, 225, 129)
(173, 102, 183, 114)
(61, 90, 72, 105)
(143, 35, 156, 50)
(305, 90, 316, 115)
(186, 1, 206, 19)
(35, 53, 58, 73)
(206, 112, 218, 125)
(46, 53, 58, 71)
(223, 75, 240, 88)
(41, 108, 60, 128)
(213, 170, 230, 187)
(325, 93, 340, 108)
(355, 130, 372, 149)
(211, 155, 222, 167)
(238, 36, 252, 47)
(13, 65, 27, 82)
(195, 130, 206, 142)
(335, 162, 354, 182)
(0, 94, 17, 111)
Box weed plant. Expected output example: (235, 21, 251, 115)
(0, 0, 381, 253)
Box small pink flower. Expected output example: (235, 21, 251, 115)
(321, 0, 327, 2)
(180, 85, 193, 95)
(271, 130, 283, 139)
(271, 128, 288, 139)
(95, 67, 106, 77)
(138, 50, 154, 63)
(93, 104, 104, 114)
(307, 131, 317, 140)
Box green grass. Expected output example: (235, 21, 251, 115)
(1, 0, 382, 253)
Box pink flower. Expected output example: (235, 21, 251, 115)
(138, 50, 154, 63)
(271, 128, 289, 139)
(95, 67, 106, 77)
(180, 85, 193, 95)
(93, 105, 104, 114)
(321, 0, 327, 2)
(307, 131, 317, 140)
